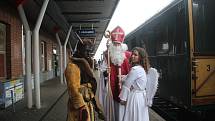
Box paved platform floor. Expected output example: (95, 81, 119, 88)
(0, 77, 165, 121)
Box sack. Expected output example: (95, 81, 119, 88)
(79, 83, 94, 102)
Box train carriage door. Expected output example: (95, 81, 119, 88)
(190, 0, 215, 105)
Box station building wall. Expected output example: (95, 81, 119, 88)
(0, 4, 58, 82)
(0, 5, 23, 79)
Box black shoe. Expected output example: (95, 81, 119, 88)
(97, 111, 105, 120)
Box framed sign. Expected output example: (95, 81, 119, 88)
(77, 29, 96, 37)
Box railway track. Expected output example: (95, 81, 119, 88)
(151, 96, 214, 121)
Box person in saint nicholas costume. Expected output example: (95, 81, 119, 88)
(101, 26, 131, 121)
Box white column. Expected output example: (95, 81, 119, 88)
(56, 33, 63, 84)
(33, 0, 49, 109)
(17, 4, 32, 109)
(68, 41, 73, 53)
(63, 26, 72, 84)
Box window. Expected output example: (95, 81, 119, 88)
(41, 41, 46, 71)
(193, 0, 215, 55)
(0, 22, 6, 78)
(174, 3, 186, 54)
(156, 2, 186, 55)
(156, 24, 170, 55)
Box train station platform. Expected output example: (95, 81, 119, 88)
(0, 77, 165, 121)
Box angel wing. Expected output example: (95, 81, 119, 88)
(146, 67, 159, 107)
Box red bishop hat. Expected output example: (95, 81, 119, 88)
(110, 26, 125, 43)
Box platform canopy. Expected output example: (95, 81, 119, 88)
(10, 0, 119, 54)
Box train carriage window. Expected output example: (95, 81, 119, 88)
(144, 30, 156, 56)
(130, 37, 136, 49)
(174, 2, 186, 54)
(156, 22, 169, 55)
(193, 0, 215, 55)
(155, 2, 186, 55)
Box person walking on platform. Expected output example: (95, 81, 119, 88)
(119, 47, 159, 121)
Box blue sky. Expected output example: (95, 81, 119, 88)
(94, 0, 173, 60)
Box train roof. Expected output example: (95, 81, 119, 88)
(125, 0, 183, 40)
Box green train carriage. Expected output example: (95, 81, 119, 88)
(124, 0, 215, 110)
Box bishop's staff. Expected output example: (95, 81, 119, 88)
(104, 30, 115, 121)
(104, 30, 112, 97)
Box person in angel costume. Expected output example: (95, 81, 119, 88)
(119, 47, 159, 121)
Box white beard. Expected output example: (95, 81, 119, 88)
(109, 43, 128, 66)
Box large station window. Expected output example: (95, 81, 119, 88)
(193, 0, 215, 55)
(0, 22, 6, 78)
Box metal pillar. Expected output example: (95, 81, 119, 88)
(17, 4, 32, 108)
(56, 33, 64, 84)
(33, 0, 49, 109)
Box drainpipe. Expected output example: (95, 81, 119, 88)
(56, 33, 63, 84)
(32, 0, 49, 109)
(17, 3, 32, 109)
(63, 26, 72, 84)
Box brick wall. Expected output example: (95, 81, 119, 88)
(0, 3, 59, 80)
(0, 4, 58, 79)
(0, 5, 23, 79)
(40, 33, 58, 71)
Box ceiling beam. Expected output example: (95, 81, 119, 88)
(68, 20, 100, 23)
(72, 26, 99, 29)
(62, 12, 102, 15)
(54, 0, 104, 1)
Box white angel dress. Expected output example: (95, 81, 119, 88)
(119, 65, 159, 121)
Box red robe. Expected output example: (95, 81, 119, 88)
(107, 51, 131, 102)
